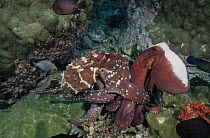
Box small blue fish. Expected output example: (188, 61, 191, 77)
(32, 59, 57, 73)
(186, 56, 210, 73)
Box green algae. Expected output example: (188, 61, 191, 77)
(162, 79, 210, 110)
(0, 95, 86, 138)
(148, 76, 210, 138)
(0, 49, 14, 71)
(0, 0, 93, 72)
(147, 110, 180, 138)
(147, 0, 210, 58)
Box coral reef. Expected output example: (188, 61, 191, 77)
(0, 60, 47, 108)
(146, 0, 210, 58)
(1, 0, 210, 137)
(162, 77, 210, 109)
(147, 110, 180, 138)
(0, 96, 85, 137)
(0, 49, 14, 71)
(81, 0, 128, 53)
(178, 101, 210, 124)
(81, 0, 160, 57)
(0, 21, 90, 109)
(82, 113, 154, 137)
(0, 0, 92, 72)
(147, 76, 210, 137)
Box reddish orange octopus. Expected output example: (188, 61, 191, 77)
(37, 42, 190, 129)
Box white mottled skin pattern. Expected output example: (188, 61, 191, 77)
(152, 42, 188, 87)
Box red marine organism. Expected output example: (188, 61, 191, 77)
(178, 101, 210, 124)
(36, 42, 190, 129)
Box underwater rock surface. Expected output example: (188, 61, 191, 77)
(0, 0, 92, 72)
(0, 96, 85, 137)
(147, 76, 210, 138)
(146, 0, 210, 58)
(147, 110, 180, 138)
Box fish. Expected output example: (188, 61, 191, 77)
(176, 118, 210, 138)
(52, 0, 86, 15)
(32, 59, 57, 73)
(186, 56, 210, 73)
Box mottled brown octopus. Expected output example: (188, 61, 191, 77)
(37, 42, 190, 129)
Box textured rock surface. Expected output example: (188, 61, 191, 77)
(146, 0, 210, 58)
(148, 77, 210, 138)
(0, 0, 92, 72)
(0, 95, 85, 137)
(147, 110, 180, 138)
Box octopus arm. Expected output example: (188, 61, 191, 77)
(105, 95, 123, 111)
(132, 104, 144, 126)
(118, 81, 149, 104)
(114, 99, 136, 129)
(68, 103, 104, 126)
(64, 91, 116, 103)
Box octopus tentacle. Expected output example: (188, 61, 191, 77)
(105, 95, 123, 111)
(115, 98, 136, 129)
(145, 100, 161, 114)
(35, 87, 71, 95)
(104, 81, 150, 104)
(68, 103, 104, 126)
(117, 81, 150, 104)
(132, 104, 144, 126)
(64, 91, 116, 103)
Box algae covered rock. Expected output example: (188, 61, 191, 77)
(0, 0, 93, 72)
(0, 49, 14, 71)
(0, 0, 92, 45)
(162, 78, 210, 110)
(147, 110, 180, 138)
(146, 0, 210, 58)
(161, 92, 194, 110)
(151, 76, 210, 138)
(0, 95, 86, 137)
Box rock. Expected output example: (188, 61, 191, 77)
(0, 95, 86, 137)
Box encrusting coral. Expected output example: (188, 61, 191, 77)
(0, 0, 93, 72)
(36, 42, 190, 129)
(0, 95, 85, 137)
(0, 24, 89, 109)
(178, 101, 210, 124)
(146, 0, 210, 58)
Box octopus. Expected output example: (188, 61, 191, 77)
(36, 42, 190, 129)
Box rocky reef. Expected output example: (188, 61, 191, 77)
(147, 77, 210, 138)
(0, 95, 86, 137)
(0, 0, 92, 72)
(146, 0, 210, 58)
(1, 0, 210, 137)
